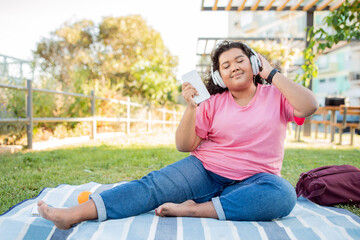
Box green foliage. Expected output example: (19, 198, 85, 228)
(35, 20, 96, 88)
(251, 40, 301, 73)
(0, 88, 27, 144)
(34, 15, 179, 105)
(296, 0, 360, 86)
(0, 15, 181, 144)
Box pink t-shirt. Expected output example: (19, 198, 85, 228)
(191, 84, 304, 180)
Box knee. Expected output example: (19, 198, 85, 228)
(224, 175, 297, 221)
(275, 182, 297, 218)
(263, 177, 297, 219)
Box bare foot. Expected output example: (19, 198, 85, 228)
(37, 200, 75, 229)
(156, 200, 197, 217)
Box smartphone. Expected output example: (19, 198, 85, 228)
(181, 70, 210, 104)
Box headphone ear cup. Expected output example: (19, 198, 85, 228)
(250, 55, 259, 75)
(213, 70, 220, 85)
(255, 53, 262, 69)
(214, 70, 227, 88)
(211, 66, 226, 88)
(253, 52, 262, 73)
(245, 43, 262, 76)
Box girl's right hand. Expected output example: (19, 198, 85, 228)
(182, 82, 198, 109)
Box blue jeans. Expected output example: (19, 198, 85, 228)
(90, 155, 296, 221)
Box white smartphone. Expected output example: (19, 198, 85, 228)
(181, 70, 210, 104)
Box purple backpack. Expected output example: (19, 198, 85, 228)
(295, 165, 360, 206)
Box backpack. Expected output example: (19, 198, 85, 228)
(295, 165, 360, 206)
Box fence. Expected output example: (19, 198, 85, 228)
(0, 79, 182, 149)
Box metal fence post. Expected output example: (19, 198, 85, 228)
(26, 79, 33, 149)
(127, 97, 131, 134)
(91, 90, 96, 139)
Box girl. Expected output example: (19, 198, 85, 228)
(38, 41, 318, 229)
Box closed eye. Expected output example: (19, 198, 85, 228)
(236, 56, 245, 63)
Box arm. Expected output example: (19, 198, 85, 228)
(258, 55, 318, 118)
(175, 83, 203, 152)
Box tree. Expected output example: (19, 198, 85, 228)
(251, 39, 301, 76)
(34, 15, 179, 105)
(35, 20, 96, 88)
(98, 16, 179, 104)
(296, 0, 360, 86)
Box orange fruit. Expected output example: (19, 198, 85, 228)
(77, 191, 92, 204)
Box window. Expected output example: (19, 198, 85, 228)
(318, 56, 328, 69)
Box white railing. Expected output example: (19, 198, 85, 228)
(0, 80, 182, 149)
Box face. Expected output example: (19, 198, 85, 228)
(218, 47, 254, 90)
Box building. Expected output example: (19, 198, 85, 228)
(0, 54, 33, 85)
(314, 42, 360, 106)
(225, 9, 360, 106)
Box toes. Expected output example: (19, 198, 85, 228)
(155, 207, 165, 217)
(37, 201, 51, 219)
(37, 200, 44, 207)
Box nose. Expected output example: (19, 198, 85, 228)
(231, 63, 240, 72)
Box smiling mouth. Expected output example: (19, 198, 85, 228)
(231, 72, 244, 78)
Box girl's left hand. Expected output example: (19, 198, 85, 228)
(257, 54, 273, 80)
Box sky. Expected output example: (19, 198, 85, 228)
(0, 0, 228, 79)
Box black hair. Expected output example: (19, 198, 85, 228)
(204, 41, 264, 95)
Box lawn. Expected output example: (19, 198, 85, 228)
(0, 136, 359, 216)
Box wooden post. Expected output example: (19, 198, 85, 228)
(91, 90, 96, 140)
(303, 10, 314, 137)
(26, 79, 33, 149)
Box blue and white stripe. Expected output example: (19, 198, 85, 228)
(1, 182, 359, 240)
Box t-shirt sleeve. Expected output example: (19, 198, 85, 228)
(281, 94, 305, 126)
(195, 100, 212, 139)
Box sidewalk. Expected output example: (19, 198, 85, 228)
(285, 131, 360, 149)
(1, 129, 359, 153)
(0, 130, 177, 153)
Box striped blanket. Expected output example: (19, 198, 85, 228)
(1, 182, 360, 240)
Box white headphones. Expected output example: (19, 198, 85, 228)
(211, 43, 262, 88)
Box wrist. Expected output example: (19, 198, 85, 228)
(266, 68, 280, 84)
(187, 102, 197, 110)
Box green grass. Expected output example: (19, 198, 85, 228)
(283, 147, 360, 216)
(1, 143, 359, 216)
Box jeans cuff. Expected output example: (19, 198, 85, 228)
(90, 193, 107, 222)
(212, 197, 226, 220)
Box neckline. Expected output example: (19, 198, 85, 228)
(228, 84, 261, 108)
